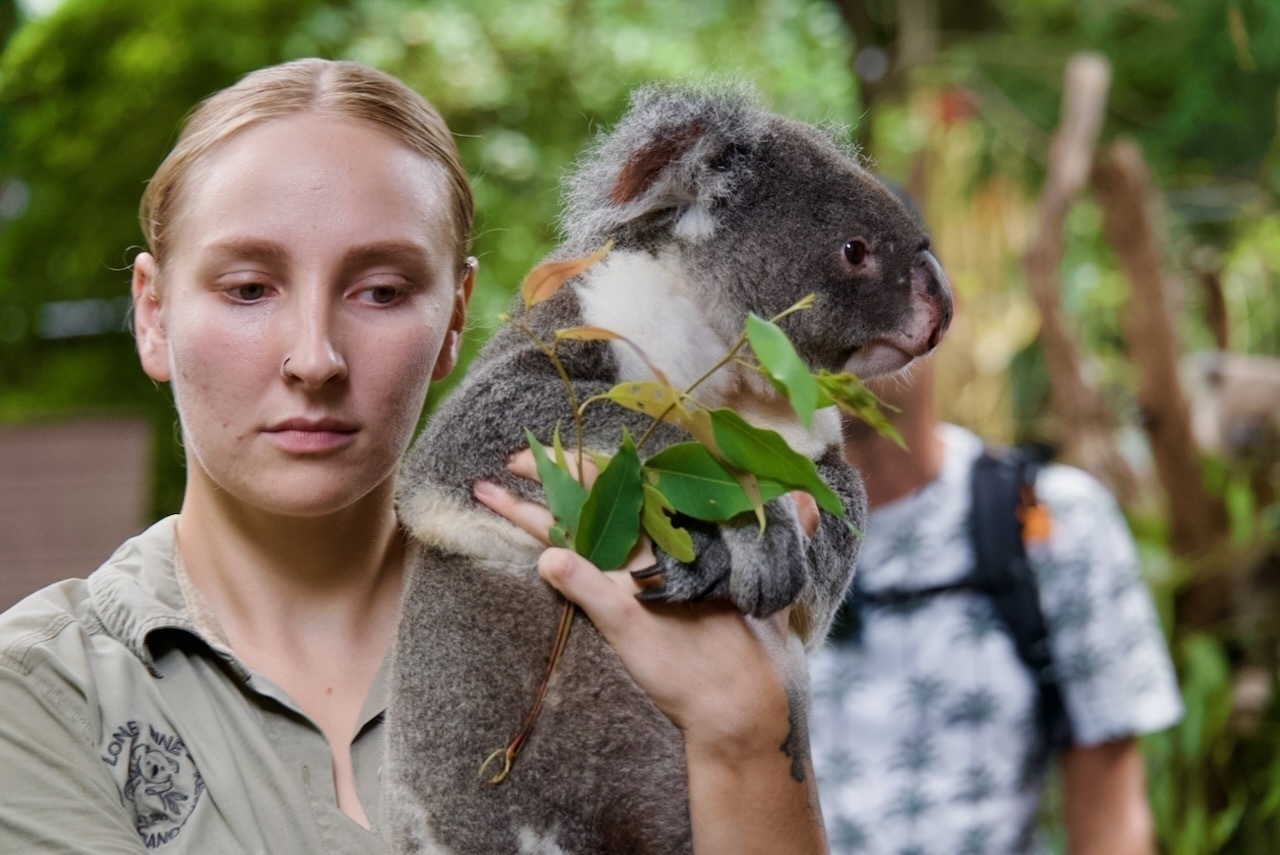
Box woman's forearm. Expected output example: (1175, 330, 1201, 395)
(685, 728, 828, 855)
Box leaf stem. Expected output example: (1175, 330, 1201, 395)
(517, 320, 587, 483)
(480, 598, 577, 784)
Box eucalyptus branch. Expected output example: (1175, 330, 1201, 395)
(515, 319, 588, 483)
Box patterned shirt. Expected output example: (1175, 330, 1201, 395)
(809, 424, 1183, 854)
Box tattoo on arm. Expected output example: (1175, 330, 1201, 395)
(778, 688, 809, 783)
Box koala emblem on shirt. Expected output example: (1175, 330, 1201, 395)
(102, 719, 205, 849)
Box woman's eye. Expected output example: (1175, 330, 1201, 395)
(362, 285, 401, 305)
(231, 283, 269, 302)
(843, 239, 869, 267)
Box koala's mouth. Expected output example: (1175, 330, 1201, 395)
(844, 342, 916, 379)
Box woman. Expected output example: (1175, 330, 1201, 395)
(0, 59, 826, 853)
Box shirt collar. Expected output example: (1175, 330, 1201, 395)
(88, 515, 247, 679)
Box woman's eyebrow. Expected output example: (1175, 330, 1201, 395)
(340, 241, 431, 269)
(202, 238, 290, 264)
(197, 239, 430, 269)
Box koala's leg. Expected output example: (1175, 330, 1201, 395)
(387, 544, 695, 855)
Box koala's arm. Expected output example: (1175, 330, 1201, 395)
(639, 445, 864, 649)
(397, 318, 691, 555)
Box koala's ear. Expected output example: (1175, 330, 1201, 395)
(607, 119, 741, 242)
(608, 124, 706, 206)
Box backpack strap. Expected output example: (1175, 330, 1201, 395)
(970, 445, 1074, 752)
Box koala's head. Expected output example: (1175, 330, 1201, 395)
(562, 83, 952, 378)
(1184, 351, 1280, 469)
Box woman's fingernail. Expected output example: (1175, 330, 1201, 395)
(474, 480, 498, 499)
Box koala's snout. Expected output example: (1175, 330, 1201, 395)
(913, 249, 953, 351)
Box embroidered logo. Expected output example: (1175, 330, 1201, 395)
(102, 720, 204, 849)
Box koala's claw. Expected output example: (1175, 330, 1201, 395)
(630, 564, 665, 581)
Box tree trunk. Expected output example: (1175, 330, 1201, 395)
(1021, 53, 1137, 499)
(1090, 140, 1232, 631)
(1090, 140, 1228, 559)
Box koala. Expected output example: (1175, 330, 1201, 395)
(386, 84, 952, 854)
(1183, 350, 1280, 475)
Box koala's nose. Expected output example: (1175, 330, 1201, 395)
(913, 249, 953, 350)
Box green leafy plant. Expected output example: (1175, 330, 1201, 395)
(515, 247, 899, 571)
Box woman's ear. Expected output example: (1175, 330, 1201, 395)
(431, 257, 477, 381)
(131, 252, 171, 383)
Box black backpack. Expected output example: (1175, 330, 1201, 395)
(829, 445, 1074, 752)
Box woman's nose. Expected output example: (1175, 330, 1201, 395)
(280, 296, 348, 387)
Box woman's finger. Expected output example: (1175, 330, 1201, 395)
(790, 490, 820, 538)
(538, 548, 642, 635)
(508, 447, 600, 487)
(473, 481, 555, 545)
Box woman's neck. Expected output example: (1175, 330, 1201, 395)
(175, 470, 405, 831)
(174, 471, 405, 652)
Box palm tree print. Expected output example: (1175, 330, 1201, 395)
(898, 675, 948, 719)
(955, 598, 1002, 645)
(955, 762, 998, 804)
(890, 732, 939, 775)
(957, 824, 995, 855)
(946, 687, 1000, 729)
(886, 783, 934, 823)
(830, 817, 869, 853)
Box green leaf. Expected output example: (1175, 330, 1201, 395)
(641, 483, 696, 563)
(643, 442, 788, 521)
(814, 370, 905, 449)
(746, 313, 821, 429)
(525, 428, 589, 545)
(591, 380, 715, 447)
(575, 430, 645, 570)
(708, 409, 843, 516)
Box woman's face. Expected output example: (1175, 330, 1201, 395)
(132, 113, 472, 518)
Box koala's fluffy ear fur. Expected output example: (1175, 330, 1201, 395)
(563, 84, 763, 244)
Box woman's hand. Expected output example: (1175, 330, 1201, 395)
(474, 452, 829, 854)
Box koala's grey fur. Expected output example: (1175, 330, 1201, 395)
(386, 83, 952, 854)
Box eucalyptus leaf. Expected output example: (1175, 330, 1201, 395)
(643, 442, 788, 521)
(525, 428, 589, 545)
(746, 312, 821, 428)
(575, 430, 645, 570)
(520, 241, 613, 309)
(814, 371, 905, 449)
(595, 380, 715, 447)
(709, 409, 843, 516)
(641, 483, 695, 563)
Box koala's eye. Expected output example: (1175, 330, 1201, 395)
(843, 239, 869, 267)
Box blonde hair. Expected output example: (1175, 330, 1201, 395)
(139, 58, 473, 269)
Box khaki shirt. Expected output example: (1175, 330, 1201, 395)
(0, 517, 392, 854)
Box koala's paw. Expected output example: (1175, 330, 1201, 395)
(636, 499, 808, 618)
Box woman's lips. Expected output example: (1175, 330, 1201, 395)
(261, 419, 359, 454)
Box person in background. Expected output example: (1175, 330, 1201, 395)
(808, 303, 1183, 851)
(0, 58, 826, 854)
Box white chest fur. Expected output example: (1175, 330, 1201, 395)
(575, 248, 840, 459)
(575, 249, 732, 399)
